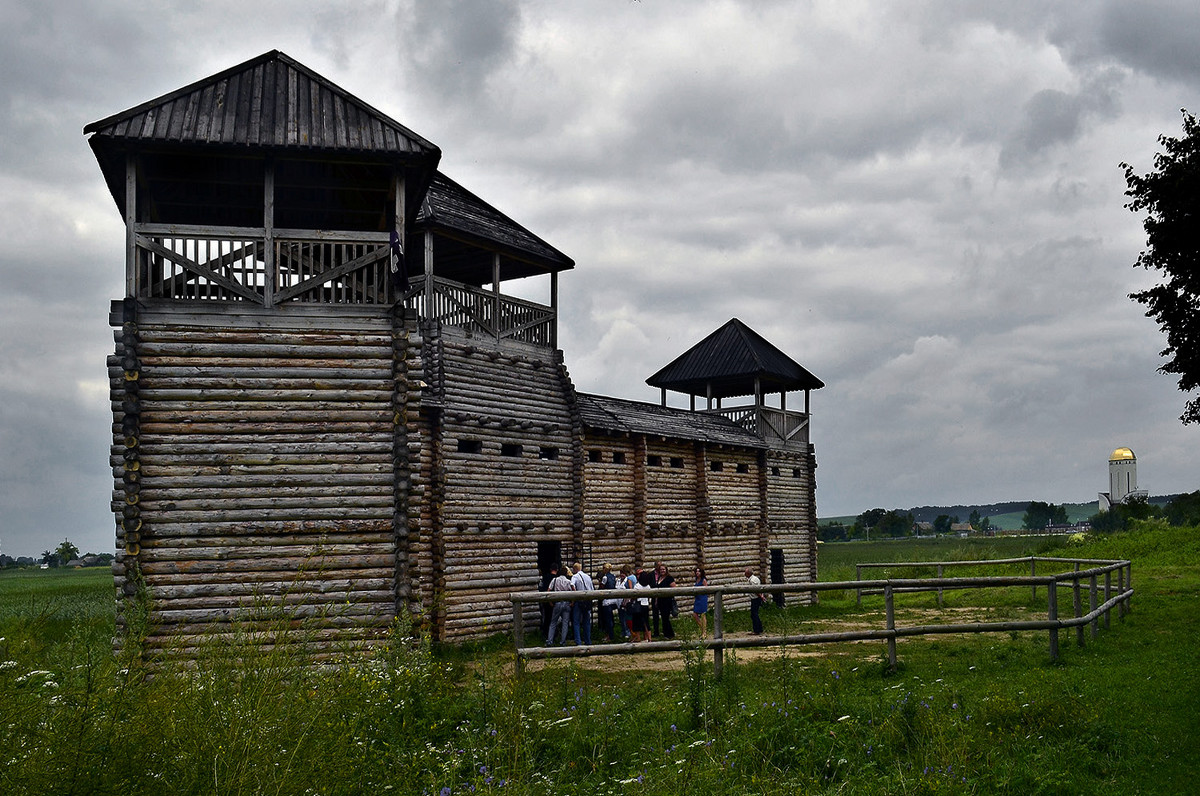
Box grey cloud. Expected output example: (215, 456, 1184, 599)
(999, 75, 1122, 172)
(397, 0, 523, 102)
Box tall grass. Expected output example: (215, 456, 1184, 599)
(1, 523, 1197, 794)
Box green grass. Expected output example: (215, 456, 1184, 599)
(1, 524, 1197, 794)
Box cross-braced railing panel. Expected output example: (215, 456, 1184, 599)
(274, 238, 392, 305)
(136, 233, 266, 302)
(403, 275, 556, 347)
(132, 227, 394, 306)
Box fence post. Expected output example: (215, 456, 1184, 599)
(513, 598, 526, 677)
(1030, 557, 1037, 601)
(937, 564, 944, 608)
(1125, 563, 1133, 615)
(1073, 573, 1084, 648)
(1117, 566, 1124, 618)
(1089, 575, 1099, 640)
(1048, 578, 1059, 661)
(884, 583, 897, 669)
(713, 592, 724, 678)
(1104, 570, 1112, 630)
(856, 565, 863, 608)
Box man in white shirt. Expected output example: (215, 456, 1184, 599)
(546, 564, 574, 646)
(745, 567, 765, 634)
(570, 562, 595, 645)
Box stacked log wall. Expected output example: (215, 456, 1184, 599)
(108, 301, 401, 656)
(765, 448, 818, 597)
(432, 333, 576, 640)
(580, 434, 638, 570)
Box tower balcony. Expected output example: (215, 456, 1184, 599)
(129, 224, 557, 347)
(706, 404, 810, 447)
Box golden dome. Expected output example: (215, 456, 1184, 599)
(1109, 447, 1135, 461)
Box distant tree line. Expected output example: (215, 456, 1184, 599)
(1089, 491, 1200, 533)
(819, 492, 1200, 542)
(0, 538, 114, 569)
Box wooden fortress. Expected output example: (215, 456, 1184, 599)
(88, 52, 823, 650)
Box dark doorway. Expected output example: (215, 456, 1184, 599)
(536, 541, 563, 638)
(770, 548, 785, 607)
(538, 540, 563, 577)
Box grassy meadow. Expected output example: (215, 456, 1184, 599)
(2, 524, 1198, 795)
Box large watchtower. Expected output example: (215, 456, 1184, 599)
(89, 51, 573, 651)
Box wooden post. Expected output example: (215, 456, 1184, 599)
(1030, 557, 1037, 601)
(1089, 574, 1099, 640)
(1118, 566, 1126, 620)
(884, 583, 896, 669)
(712, 592, 724, 678)
(513, 598, 526, 676)
(492, 253, 501, 342)
(423, 230, 435, 318)
(1125, 563, 1133, 615)
(263, 158, 275, 306)
(856, 565, 862, 608)
(936, 564, 944, 607)
(1104, 570, 1112, 630)
(1074, 572, 1084, 647)
(1048, 578, 1059, 661)
(125, 155, 137, 297)
(550, 271, 558, 349)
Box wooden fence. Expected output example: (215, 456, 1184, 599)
(509, 556, 1132, 674)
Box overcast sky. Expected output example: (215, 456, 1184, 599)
(2, 0, 1198, 557)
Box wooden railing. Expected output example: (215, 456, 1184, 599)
(402, 274, 556, 347)
(509, 556, 1132, 674)
(132, 224, 393, 306)
(708, 405, 810, 445)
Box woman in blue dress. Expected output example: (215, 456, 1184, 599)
(691, 567, 709, 639)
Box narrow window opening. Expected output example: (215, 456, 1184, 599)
(792, 467, 802, 478)
(710, 461, 723, 472)
(501, 443, 523, 457)
(736, 462, 750, 474)
(771, 466, 781, 477)
(588, 449, 603, 463)
(539, 446, 559, 460)
(457, 439, 482, 455)
(612, 451, 626, 464)
(647, 454, 662, 467)
(670, 457, 684, 469)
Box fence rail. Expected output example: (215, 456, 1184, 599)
(509, 556, 1132, 674)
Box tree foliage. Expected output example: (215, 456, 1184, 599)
(1022, 501, 1067, 531)
(1164, 491, 1200, 526)
(1090, 495, 1160, 533)
(55, 539, 80, 565)
(853, 508, 914, 538)
(1122, 110, 1200, 423)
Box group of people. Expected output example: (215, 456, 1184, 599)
(540, 560, 766, 646)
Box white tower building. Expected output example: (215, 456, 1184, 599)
(1098, 447, 1149, 511)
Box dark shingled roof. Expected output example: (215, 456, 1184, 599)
(646, 318, 824, 399)
(418, 172, 574, 279)
(576, 393, 765, 448)
(84, 50, 439, 159)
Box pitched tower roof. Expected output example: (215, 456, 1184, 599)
(84, 49, 440, 158)
(646, 318, 824, 399)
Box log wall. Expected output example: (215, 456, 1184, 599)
(108, 303, 820, 649)
(428, 331, 576, 640)
(109, 300, 401, 655)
